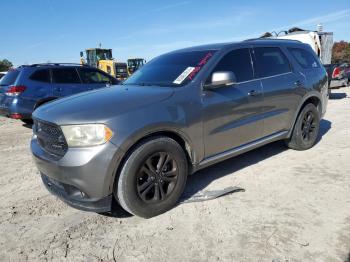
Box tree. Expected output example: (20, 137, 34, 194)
(0, 59, 13, 71)
(332, 41, 350, 64)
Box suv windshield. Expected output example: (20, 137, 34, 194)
(123, 50, 216, 87)
(0, 69, 20, 86)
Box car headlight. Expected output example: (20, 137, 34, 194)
(61, 124, 113, 147)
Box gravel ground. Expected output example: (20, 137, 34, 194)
(0, 88, 349, 262)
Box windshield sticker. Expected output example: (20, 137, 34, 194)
(173, 67, 195, 84)
(188, 52, 214, 80)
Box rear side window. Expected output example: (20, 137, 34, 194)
(52, 68, 81, 84)
(253, 47, 291, 78)
(288, 48, 320, 69)
(210, 48, 254, 82)
(30, 69, 51, 83)
(78, 68, 111, 84)
(0, 70, 20, 86)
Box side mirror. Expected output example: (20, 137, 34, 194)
(205, 71, 237, 89)
(80, 51, 84, 57)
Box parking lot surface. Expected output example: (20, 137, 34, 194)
(0, 88, 349, 262)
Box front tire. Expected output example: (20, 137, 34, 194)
(285, 103, 320, 150)
(116, 137, 188, 218)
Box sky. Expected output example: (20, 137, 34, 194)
(1, 0, 350, 66)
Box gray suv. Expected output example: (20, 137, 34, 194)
(31, 39, 328, 218)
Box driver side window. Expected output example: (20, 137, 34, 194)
(208, 48, 254, 83)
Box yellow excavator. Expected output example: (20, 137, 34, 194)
(80, 48, 128, 81)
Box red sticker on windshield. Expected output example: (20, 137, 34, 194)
(188, 52, 213, 80)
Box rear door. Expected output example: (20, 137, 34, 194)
(51, 67, 84, 97)
(77, 67, 117, 90)
(288, 46, 328, 112)
(23, 68, 52, 110)
(202, 48, 264, 158)
(252, 46, 303, 136)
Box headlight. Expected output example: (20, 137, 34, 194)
(61, 124, 113, 147)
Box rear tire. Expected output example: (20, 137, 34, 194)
(116, 137, 188, 218)
(285, 103, 320, 150)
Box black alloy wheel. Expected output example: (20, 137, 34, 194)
(301, 111, 317, 142)
(136, 152, 179, 203)
(116, 137, 188, 218)
(285, 103, 320, 150)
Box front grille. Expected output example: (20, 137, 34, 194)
(33, 119, 68, 157)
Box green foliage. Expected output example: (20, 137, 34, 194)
(0, 59, 13, 71)
(332, 41, 350, 64)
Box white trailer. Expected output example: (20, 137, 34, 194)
(262, 27, 334, 64)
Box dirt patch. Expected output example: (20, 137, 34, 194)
(0, 88, 350, 261)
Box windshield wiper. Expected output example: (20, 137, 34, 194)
(137, 83, 155, 86)
(122, 82, 178, 87)
(139, 82, 178, 87)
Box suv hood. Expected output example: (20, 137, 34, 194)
(33, 85, 174, 125)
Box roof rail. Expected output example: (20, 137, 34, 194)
(244, 38, 301, 42)
(29, 63, 90, 67)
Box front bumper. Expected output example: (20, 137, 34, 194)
(329, 78, 348, 88)
(31, 136, 125, 213)
(41, 174, 112, 213)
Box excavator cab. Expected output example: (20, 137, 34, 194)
(84, 48, 113, 68)
(127, 58, 146, 75)
(80, 48, 128, 81)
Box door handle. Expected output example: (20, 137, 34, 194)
(248, 90, 260, 96)
(294, 80, 303, 87)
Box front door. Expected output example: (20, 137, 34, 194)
(77, 67, 116, 90)
(51, 67, 84, 97)
(202, 48, 264, 158)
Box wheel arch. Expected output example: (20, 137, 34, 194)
(111, 128, 196, 197)
(34, 97, 58, 110)
(121, 129, 195, 169)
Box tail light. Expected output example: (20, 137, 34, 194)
(5, 85, 26, 96)
(332, 67, 341, 78)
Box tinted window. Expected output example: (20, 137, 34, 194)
(254, 47, 291, 78)
(78, 68, 111, 84)
(30, 69, 51, 83)
(52, 68, 81, 84)
(0, 70, 20, 86)
(210, 48, 253, 82)
(123, 50, 216, 86)
(288, 48, 320, 69)
(116, 66, 127, 73)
